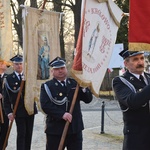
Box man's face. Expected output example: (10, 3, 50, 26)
(124, 54, 145, 74)
(51, 67, 67, 81)
(13, 63, 23, 73)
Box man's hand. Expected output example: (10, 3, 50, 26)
(62, 112, 72, 123)
(8, 113, 15, 121)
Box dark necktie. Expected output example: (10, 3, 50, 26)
(18, 74, 22, 81)
(61, 81, 66, 87)
(139, 75, 146, 85)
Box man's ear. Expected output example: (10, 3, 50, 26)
(124, 60, 127, 67)
(51, 69, 54, 74)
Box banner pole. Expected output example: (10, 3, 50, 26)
(0, 99, 4, 123)
(2, 80, 25, 150)
(58, 84, 80, 150)
(41, 0, 47, 10)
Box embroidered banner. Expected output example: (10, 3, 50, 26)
(0, 0, 13, 60)
(71, 0, 123, 97)
(129, 0, 150, 51)
(22, 7, 61, 114)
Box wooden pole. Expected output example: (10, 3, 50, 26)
(0, 99, 4, 123)
(107, 70, 111, 99)
(58, 84, 80, 150)
(41, 0, 47, 10)
(2, 80, 25, 150)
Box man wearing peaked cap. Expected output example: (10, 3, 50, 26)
(112, 48, 150, 150)
(40, 56, 93, 150)
(3, 54, 37, 150)
(9, 54, 23, 77)
(48, 56, 66, 68)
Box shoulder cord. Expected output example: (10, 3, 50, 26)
(118, 77, 147, 110)
(3, 78, 13, 104)
(112, 77, 137, 113)
(44, 83, 68, 106)
(4, 78, 20, 93)
(119, 77, 136, 93)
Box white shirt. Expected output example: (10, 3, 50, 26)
(131, 72, 147, 85)
(15, 71, 23, 80)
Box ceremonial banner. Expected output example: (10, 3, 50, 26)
(71, 0, 123, 97)
(129, 0, 150, 51)
(0, 0, 13, 60)
(22, 7, 61, 114)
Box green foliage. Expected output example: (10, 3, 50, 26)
(114, 0, 129, 49)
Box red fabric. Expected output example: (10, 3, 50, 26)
(129, 0, 150, 43)
(72, 1, 86, 71)
(72, 24, 83, 71)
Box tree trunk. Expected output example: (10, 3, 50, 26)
(30, 0, 38, 8)
(53, 0, 65, 58)
(11, 0, 38, 48)
(74, 0, 82, 48)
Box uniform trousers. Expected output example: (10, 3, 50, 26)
(15, 115, 35, 150)
(46, 131, 83, 150)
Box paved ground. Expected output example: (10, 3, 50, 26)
(6, 97, 124, 150)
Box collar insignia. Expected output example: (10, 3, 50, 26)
(139, 88, 142, 92)
(68, 80, 71, 84)
(55, 82, 58, 86)
(130, 76, 134, 80)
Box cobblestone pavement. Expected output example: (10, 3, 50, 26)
(6, 97, 123, 150)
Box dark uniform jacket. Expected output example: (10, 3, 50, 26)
(0, 73, 7, 112)
(0, 73, 9, 150)
(113, 70, 150, 150)
(40, 77, 93, 135)
(3, 72, 37, 117)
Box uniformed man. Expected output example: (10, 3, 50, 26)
(40, 57, 93, 150)
(0, 60, 10, 150)
(112, 49, 150, 150)
(3, 55, 37, 150)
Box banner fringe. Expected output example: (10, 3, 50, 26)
(129, 43, 150, 51)
(71, 69, 100, 97)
